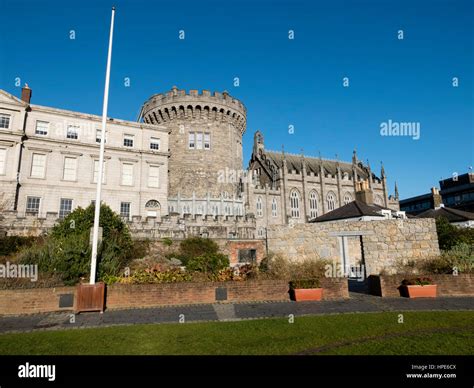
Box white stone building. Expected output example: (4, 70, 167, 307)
(0, 86, 169, 220)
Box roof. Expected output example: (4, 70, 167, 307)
(310, 200, 389, 222)
(417, 206, 474, 222)
(264, 151, 379, 180)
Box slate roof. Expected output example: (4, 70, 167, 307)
(310, 200, 390, 222)
(262, 151, 380, 181)
(417, 206, 474, 222)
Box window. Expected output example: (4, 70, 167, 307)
(271, 198, 278, 217)
(120, 202, 131, 220)
(59, 198, 73, 219)
(93, 160, 105, 183)
(121, 163, 133, 185)
(256, 196, 263, 217)
(188, 132, 195, 149)
(196, 132, 203, 149)
(343, 192, 352, 205)
(150, 137, 160, 150)
(63, 157, 77, 181)
(67, 125, 79, 140)
(290, 190, 300, 218)
(204, 133, 211, 149)
(123, 134, 134, 148)
(31, 153, 46, 178)
(327, 192, 336, 211)
(26, 196, 40, 214)
(238, 249, 257, 264)
(257, 228, 265, 238)
(0, 114, 11, 129)
(148, 165, 159, 188)
(309, 191, 318, 219)
(0, 148, 6, 174)
(225, 204, 232, 215)
(96, 129, 106, 144)
(35, 121, 49, 135)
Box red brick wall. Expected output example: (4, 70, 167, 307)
(0, 286, 75, 315)
(0, 278, 349, 315)
(369, 274, 474, 297)
(224, 240, 266, 265)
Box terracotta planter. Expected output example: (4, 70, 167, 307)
(293, 288, 323, 301)
(406, 284, 437, 298)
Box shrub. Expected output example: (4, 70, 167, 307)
(401, 277, 433, 286)
(18, 204, 134, 285)
(178, 237, 219, 265)
(0, 236, 38, 259)
(289, 278, 321, 289)
(436, 217, 474, 250)
(186, 253, 229, 274)
(162, 237, 173, 246)
(264, 254, 329, 280)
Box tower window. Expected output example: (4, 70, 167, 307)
(188, 132, 195, 149)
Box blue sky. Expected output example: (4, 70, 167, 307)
(1, 0, 472, 198)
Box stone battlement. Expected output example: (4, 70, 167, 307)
(141, 86, 246, 133)
(0, 211, 257, 240)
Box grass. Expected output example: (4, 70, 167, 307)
(0, 311, 472, 355)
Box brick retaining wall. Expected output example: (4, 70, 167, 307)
(0, 278, 349, 315)
(368, 274, 474, 297)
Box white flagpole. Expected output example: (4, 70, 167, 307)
(90, 7, 115, 285)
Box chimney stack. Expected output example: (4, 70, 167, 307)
(355, 179, 374, 205)
(21, 84, 32, 104)
(431, 187, 443, 208)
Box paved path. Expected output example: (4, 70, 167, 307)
(0, 294, 472, 334)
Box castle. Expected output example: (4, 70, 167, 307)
(0, 85, 399, 239)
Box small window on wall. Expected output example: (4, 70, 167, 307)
(238, 249, 257, 264)
(271, 198, 278, 217)
(0, 114, 11, 129)
(93, 160, 105, 184)
(96, 129, 107, 144)
(59, 198, 73, 219)
(31, 153, 46, 178)
(35, 121, 49, 135)
(256, 196, 263, 217)
(196, 132, 203, 149)
(123, 134, 134, 148)
(150, 137, 160, 150)
(120, 202, 131, 220)
(148, 165, 159, 188)
(188, 132, 195, 149)
(67, 125, 79, 140)
(63, 157, 77, 181)
(204, 133, 210, 149)
(26, 196, 41, 214)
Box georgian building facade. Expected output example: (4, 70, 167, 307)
(0, 87, 169, 220)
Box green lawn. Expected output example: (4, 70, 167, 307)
(0, 311, 472, 355)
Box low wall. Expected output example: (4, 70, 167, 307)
(0, 286, 76, 315)
(368, 274, 474, 297)
(0, 278, 349, 315)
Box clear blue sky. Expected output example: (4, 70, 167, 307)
(1, 0, 472, 198)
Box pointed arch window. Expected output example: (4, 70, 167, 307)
(290, 190, 300, 218)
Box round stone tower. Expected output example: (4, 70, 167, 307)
(140, 86, 247, 216)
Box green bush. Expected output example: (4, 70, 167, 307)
(401, 277, 433, 286)
(164, 237, 220, 266)
(186, 253, 230, 274)
(162, 237, 173, 246)
(436, 217, 474, 250)
(18, 204, 134, 285)
(264, 254, 329, 280)
(0, 236, 38, 258)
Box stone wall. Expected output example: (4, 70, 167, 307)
(369, 274, 474, 297)
(0, 210, 257, 240)
(267, 219, 440, 275)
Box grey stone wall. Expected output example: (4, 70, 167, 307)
(0, 210, 257, 240)
(267, 219, 440, 275)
